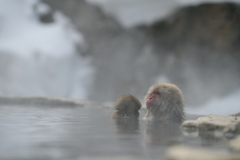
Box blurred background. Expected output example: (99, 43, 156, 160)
(0, 0, 240, 115)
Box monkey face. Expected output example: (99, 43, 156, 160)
(145, 84, 177, 114)
(146, 90, 161, 108)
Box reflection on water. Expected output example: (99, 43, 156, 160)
(112, 118, 140, 134)
(0, 104, 225, 160)
(145, 121, 182, 146)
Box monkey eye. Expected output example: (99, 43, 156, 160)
(153, 91, 160, 95)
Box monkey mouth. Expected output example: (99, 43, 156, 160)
(146, 102, 153, 107)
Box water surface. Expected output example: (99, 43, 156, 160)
(0, 104, 227, 160)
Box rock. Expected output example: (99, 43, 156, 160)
(0, 96, 91, 107)
(229, 136, 240, 152)
(224, 121, 240, 135)
(229, 112, 240, 117)
(166, 145, 240, 160)
(182, 115, 240, 134)
(181, 120, 199, 129)
(197, 115, 240, 132)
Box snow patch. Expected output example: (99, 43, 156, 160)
(0, 0, 93, 99)
(0, 0, 84, 58)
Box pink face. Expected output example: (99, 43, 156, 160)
(146, 90, 161, 107)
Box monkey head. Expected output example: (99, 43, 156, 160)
(111, 94, 141, 119)
(144, 83, 185, 121)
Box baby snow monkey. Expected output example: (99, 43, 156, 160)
(111, 95, 141, 119)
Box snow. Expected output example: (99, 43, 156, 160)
(0, 0, 85, 57)
(0, 0, 93, 99)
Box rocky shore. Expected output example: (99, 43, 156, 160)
(166, 113, 240, 160)
(0, 96, 92, 107)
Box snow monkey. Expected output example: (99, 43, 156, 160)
(111, 95, 142, 119)
(143, 83, 185, 122)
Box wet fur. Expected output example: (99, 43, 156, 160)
(111, 95, 141, 119)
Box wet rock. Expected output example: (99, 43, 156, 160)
(182, 115, 240, 134)
(166, 145, 240, 160)
(224, 121, 240, 135)
(229, 112, 240, 117)
(0, 96, 91, 107)
(197, 115, 240, 132)
(229, 136, 240, 152)
(181, 120, 199, 129)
